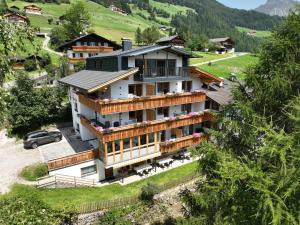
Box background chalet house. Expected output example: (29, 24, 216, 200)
(55, 38, 222, 182)
(24, 4, 42, 15)
(3, 13, 28, 24)
(156, 35, 185, 48)
(58, 33, 121, 70)
(209, 37, 235, 54)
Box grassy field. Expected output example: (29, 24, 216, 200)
(9, 161, 198, 209)
(131, 0, 194, 24)
(7, 0, 192, 43)
(190, 52, 234, 65)
(199, 54, 259, 79)
(236, 26, 272, 38)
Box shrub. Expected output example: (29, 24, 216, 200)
(140, 182, 160, 202)
(0, 194, 77, 224)
(20, 163, 48, 181)
(24, 59, 37, 71)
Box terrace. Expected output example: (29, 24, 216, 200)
(78, 90, 207, 115)
(80, 111, 213, 143)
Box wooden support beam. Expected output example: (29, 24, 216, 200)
(130, 138, 133, 160)
(120, 140, 124, 161)
(112, 141, 115, 163)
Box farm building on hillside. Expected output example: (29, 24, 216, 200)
(24, 4, 42, 15)
(209, 37, 235, 54)
(3, 13, 28, 24)
(156, 35, 185, 48)
(109, 5, 128, 16)
(58, 33, 121, 70)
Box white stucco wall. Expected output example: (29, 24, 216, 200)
(49, 159, 106, 181)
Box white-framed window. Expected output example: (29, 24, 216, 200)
(81, 165, 97, 177)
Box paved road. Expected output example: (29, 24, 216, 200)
(42, 34, 64, 56)
(191, 52, 249, 66)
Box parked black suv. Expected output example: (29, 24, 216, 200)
(23, 130, 62, 149)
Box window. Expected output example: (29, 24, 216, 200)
(140, 135, 147, 145)
(81, 165, 97, 176)
(148, 133, 154, 143)
(74, 101, 78, 112)
(132, 137, 139, 148)
(181, 104, 192, 114)
(182, 81, 192, 92)
(157, 107, 169, 117)
(157, 82, 169, 94)
(124, 138, 130, 149)
(107, 142, 113, 153)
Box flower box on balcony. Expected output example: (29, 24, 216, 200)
(103, 127, 114, 133)
(167, 116, 177, 121)
(193, 133, 203, 138)
(192, 89, 207, 94)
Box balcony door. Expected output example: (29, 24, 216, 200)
(157, 60, 166, 77)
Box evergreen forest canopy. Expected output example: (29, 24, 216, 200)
(156, 0, 282, 51)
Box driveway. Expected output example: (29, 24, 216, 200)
(0, 127, 91, 194)
(38, 127, 92, 162)
(0, 138, 42, 194)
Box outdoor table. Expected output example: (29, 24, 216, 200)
(156, 157, 174, 167)
(134, 164, 152, 174)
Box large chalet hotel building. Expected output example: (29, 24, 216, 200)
(57, 36, 222, 181)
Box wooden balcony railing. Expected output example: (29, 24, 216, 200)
(72, 45, 114, 52)
(79, 91, 207, 115)
(68, 57, 86, 64)
(160, 135, 207, 153)
(80, 112, 213, 143)
(47, 149, 99, 171)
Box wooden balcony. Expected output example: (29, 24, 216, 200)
(72, 45, 114, 52)
(47, 149, 99, 171)
(78, 91, 207, 115)
(68, 57, 86, 64)
(80, 112, 213, 143)
(160, 135, 207, 153)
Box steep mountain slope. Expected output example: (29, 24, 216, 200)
(255, 0, 298, 17)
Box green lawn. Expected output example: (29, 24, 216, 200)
(9, 161, 198, 209)
(190, 52, 235, 65)
(131, 0, 194, 24)
(199, 54, 259, 79)
(236, 26, 272, 38)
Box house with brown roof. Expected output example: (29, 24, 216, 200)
(3, 13, 28, 25)
(156, 35, 185, 48)
(24, 4, 42, 15)
(209, 37, 235, 54)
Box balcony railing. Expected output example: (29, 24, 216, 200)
(135, 67, 188, 81)
(72, 45, 114, 52)
(78, 91, 207, 115)
(47, 149, 99, 171)
(160, 135, 208, 153)
(68, 57, 86, 64)
(80, 111, 213, 143)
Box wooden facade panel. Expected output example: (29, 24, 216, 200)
(80, 112, 213, 143)
(72, 46, 114, 52)
(47, 149, 99, 171)
(160, 135, 207, 153)
(79, 92, 206, 115)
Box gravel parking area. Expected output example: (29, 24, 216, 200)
(0, 127, 91, 194)
(0, 139, 42, 194)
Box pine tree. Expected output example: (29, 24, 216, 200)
(135, 27, 142, 45)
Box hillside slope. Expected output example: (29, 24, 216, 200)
(6, 0, 192, 43)
(255, 0, 298, 17)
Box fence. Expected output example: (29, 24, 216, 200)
(76, 172, 201, 214)
(37, 174, 96, 188)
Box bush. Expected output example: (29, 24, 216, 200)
(0, 194, 77, 224)
(140, 182, 160, 202)
(24, 59, 37, 71)
(20, 163, 48, 181)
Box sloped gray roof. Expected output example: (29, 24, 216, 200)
(90, 44, 195, 59)
(207, 79, 236, 105)
(156, 35, 182, 43)
(58, 69, 137, 92)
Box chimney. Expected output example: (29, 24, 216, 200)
(122, 38, 132, 51)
